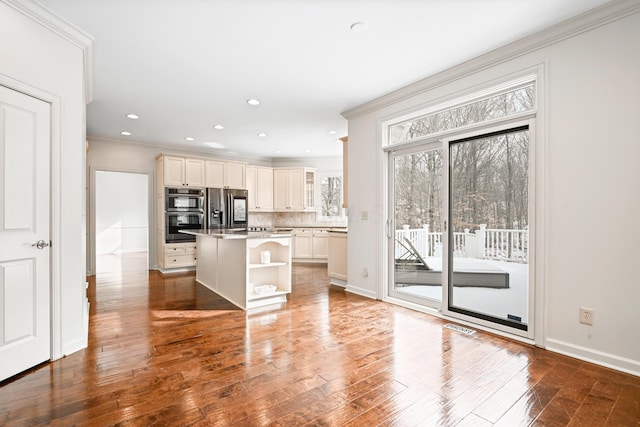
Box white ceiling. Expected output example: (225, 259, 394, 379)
(38, 0, 611, 160)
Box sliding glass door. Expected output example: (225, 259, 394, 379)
(444, 125, 531, 335)
(387, 124, 532, 337)
(388, 143, 443, 309)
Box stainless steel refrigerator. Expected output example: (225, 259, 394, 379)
(206, 188, 249, 230)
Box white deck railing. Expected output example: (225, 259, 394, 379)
(395, 224, 528, 263)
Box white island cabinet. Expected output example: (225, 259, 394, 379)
(181, 230, 292, 309)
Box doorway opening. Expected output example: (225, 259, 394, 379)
(95, 170, 149, 274)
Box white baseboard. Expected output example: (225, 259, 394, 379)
(157, 266, 196, 274)
(329, 277, 347, 288)
(546, 338, 640, 377)
(292, 259, 327, 264)
(345, 284, 377, 299)
(61, 337, 88, 359)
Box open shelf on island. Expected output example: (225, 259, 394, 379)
(248, 262, 288, 269)
(248, 288, 288, 300)
(246, 237, 292, 309)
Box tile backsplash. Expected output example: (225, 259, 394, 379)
(249, 212, 347, 228)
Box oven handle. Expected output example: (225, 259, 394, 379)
(166, 208, 204, 213)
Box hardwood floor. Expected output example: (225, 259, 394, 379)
(1, 262, 639, 426)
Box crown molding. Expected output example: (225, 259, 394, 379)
(342, 0, 640, 119)
(2, 0, 95, 103)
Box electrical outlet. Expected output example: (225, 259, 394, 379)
(362, 267, 368, 277)
(579, 307, 594, 325)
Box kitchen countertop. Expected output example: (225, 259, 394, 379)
(179, 229, 292, 239)
(272, 225, 347, 230)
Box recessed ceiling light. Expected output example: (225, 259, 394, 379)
(328, 130, 337, 135)
(257, 132, 267, 137)
(304, 149, 311, 153)
(126, 113, 139, 119)
(350, 22, 368, 33)
(274, 150, 281, 154)
(213, 124, 224, 130)
(185, 137, 194, 141)
(203, 142, 225, 149)
(120, 131, 131, 136)
(247, 98, 260, 106)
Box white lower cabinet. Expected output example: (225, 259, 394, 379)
(162, 242, 197, 269)
(292, 229, 313, 258)
(292, 228, 329, 262)
(312, 229, 328, 258)
(328, 231, 348, 286)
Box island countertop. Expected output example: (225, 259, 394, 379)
(179, 229, 292, 239)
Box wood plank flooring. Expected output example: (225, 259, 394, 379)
(1, 262, 639, 426)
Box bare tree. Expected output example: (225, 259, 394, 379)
(321, 176, 341, 217)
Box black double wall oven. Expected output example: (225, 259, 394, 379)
(165, 188, 205, 243)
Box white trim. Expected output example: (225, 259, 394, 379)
(2, 0, 94, 103)
(157, 266, 196, 275)
(546, 338, 640, 378)
(329, 277, 347, 288)
(342, 0, 640, 120)
(345, 284, 377, 300)
(536, 64, 549, 349)
(61, 337, 88, 357)
(50, 91, 63, 361)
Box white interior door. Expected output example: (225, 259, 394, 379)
(0, 85, 51, 381)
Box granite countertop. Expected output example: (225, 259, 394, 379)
(273, 225, 347, 230)
(179, 229, 292, 239)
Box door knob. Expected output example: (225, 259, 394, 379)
(32, 240, 50, 249)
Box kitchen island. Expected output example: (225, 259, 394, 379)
(180, 229, 292, 309)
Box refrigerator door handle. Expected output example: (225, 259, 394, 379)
(226, 190, 232, 227)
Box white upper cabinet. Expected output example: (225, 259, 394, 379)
(204, 160, 226, 188)
(158, 155, 205, 187)
(246, 166, 273, 211)
(273, 167, 315, 211)
(226, 162, 246, 189)
(205, 160, 246, 189)
(185, 158, 205, 187)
